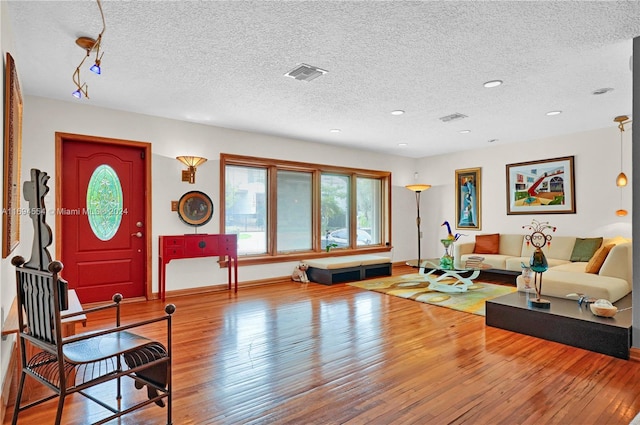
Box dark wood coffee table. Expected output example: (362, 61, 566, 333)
(486, 291, 632, 359)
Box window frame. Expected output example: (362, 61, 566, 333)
(220, 153, 392, 266)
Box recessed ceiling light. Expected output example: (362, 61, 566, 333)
(459, 130, 471, 134)
(483, 80, 503, 88)
(546, 110, 562, 116)
(398, 143, 408, 147)
(390, 110, 405, 115)
(329, 129, 341, 133)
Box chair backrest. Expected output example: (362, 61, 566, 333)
(13, 256, 67, 348)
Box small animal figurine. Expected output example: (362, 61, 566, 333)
(566, 293, 597, 306)
(292, 263, 310, 283)
(441, 221, 464, 241)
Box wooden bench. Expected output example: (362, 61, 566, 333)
(305, 254, 392, 285)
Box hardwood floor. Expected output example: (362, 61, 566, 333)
(5, 265, 640, 424)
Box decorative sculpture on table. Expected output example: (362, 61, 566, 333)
(440, 221, 464, 270)
(523, 219, 556, 308)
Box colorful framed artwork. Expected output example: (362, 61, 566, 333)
(455, 167, 481, 230)
(2, 53, 23, 258)
(178, 191, 214, 227)
(506, 155, 575, 215)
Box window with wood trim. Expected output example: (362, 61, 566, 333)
(221, 154, 391, 261)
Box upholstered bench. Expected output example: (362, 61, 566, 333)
(304, 254, 392, 285)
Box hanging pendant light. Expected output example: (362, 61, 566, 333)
(613, 115, 632, 216)
(614, 115, 630, 187)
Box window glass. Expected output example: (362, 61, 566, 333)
(277, 170, 312, 252)
(357, 177, 381, 246)
(86, 164, 123, 241)
(221, 154, 391, 261)
(321, 173, 350, 249)
(225, 165, 267, 255)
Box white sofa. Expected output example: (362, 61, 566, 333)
(454, 234, 632, 303)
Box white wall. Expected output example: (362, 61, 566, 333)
(19, 96, 419, 293)
(415, 126, 632, 259)
(17, 96, 632, 289)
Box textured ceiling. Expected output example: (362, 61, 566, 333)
(6, 1, 640, 158)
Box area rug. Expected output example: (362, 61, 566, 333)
(347, 273, 516, 316)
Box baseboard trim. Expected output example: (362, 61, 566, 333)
(164, 276, 291, 299)
(164, 263, 407, 299)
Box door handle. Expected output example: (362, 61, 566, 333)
(131, 232, 143, 238)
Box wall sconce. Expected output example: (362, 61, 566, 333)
(72, 0, 106, 99)
(177, 156, 207, 184)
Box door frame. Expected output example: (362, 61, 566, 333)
(55, 132, 153, 300)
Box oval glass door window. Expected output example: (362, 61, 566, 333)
(86, 164, 124, 241)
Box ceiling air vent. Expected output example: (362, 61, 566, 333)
(284, 63, 328, 82)
(439, 113, 468, 123)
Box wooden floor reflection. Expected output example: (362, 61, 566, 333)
(5, 266, 640, 424)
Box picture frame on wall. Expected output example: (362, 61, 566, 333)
(2, 53, 23, 258)
(455, 167, 481, 230)
(506, 155, 575, 215)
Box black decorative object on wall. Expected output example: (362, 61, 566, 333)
(178, 191, 213, 227)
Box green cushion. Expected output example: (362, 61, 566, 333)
(570, 237, 603, 262)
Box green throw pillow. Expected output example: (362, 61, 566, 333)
(570, 237, 603, 262)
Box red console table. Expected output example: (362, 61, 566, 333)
(159, 234, 238, 300)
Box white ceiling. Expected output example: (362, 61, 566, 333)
(6, 1, 640, 158)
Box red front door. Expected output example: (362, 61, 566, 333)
(58, 134, 149, 303)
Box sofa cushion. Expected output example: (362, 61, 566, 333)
(461, 253, 511, 270)
(520, 236, 576, 262)
(516, 270, 630, 303)
(499, 234, 525, 257)
(585, 244, 614, 274)
(603, 236, 631, 246)
(549, 262, 587, 273)
(570, 237, 603, 262)
(599, 243, 632, 291)
(505, 256, 570, 272)
(474, 234, 500, 254)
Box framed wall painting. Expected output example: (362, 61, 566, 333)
(455, 167, 481, 230)
(2, 53, 23, 258)
(506, 155, 575, 215)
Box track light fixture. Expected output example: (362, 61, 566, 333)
(72, 0, 106, 99)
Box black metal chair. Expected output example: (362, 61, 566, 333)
(11, 256, 176, 425)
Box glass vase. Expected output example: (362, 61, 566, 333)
(440, 239, 454, 270)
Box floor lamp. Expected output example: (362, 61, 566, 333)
(405, 184, 432, 270)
